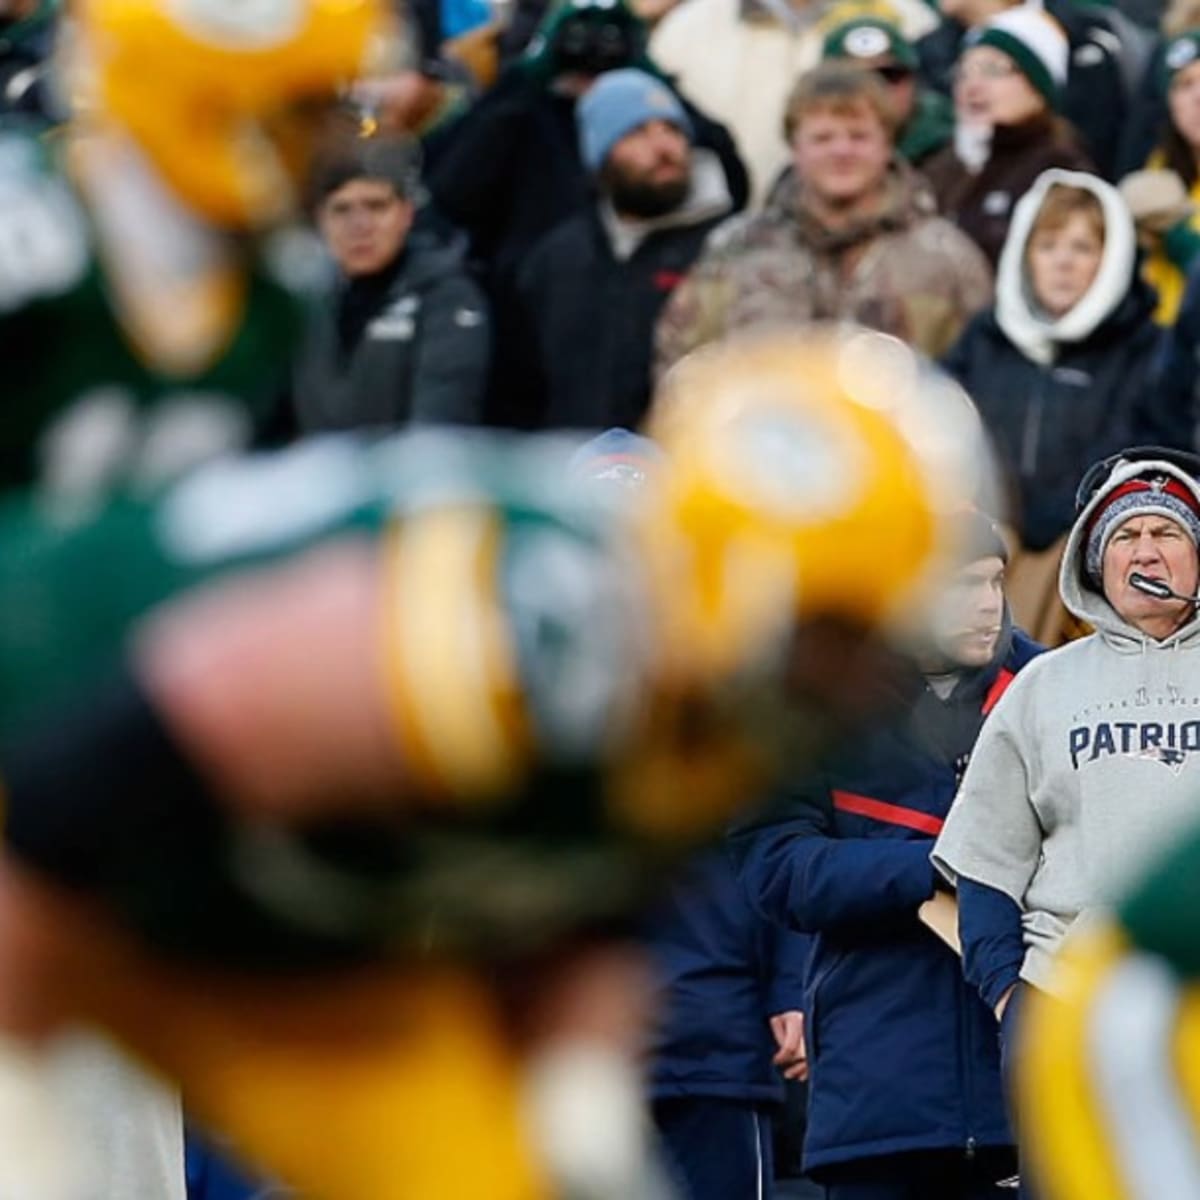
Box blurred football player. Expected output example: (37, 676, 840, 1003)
(0, 0, 396, 504)
(0, 327, 996, 1199)
(0, 0, 396, 1194)
(1017, 821, 1200, 1200)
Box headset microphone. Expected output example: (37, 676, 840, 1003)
(1129, 573, 1200, 605)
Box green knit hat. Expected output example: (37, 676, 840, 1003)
(962, 6, 1068, 111)
(822, 17, 918, 71)
(1161, 31, 1200, 96)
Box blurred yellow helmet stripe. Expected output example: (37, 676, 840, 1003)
(381, 509, 532, 805)
(1020, 926, 1137, 1200)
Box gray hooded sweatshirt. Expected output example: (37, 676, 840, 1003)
(933, 458, 1200, 993)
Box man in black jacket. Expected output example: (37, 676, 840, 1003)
(424, 0, 747, 307)
(290, 137, 490, 434)
(494, 67, 734, 431)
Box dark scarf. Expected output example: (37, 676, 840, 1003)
(335, 248, 407, 366)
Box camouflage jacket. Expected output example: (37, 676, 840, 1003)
(654, 158, 992, 372)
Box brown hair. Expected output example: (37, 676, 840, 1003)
(1158, 119, 1200, 189)
(1028, 184, 1105, 244)
(782, 61, 899, 142)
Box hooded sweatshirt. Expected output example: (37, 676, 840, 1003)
(941, 169, 1160, 550)
(933, 458, 1200, 993)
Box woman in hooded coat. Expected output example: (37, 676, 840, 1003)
(942, 168, 1160, 644)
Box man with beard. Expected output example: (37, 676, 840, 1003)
(492, 67, 734, 430)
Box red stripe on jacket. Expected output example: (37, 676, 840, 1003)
(831, 789, 945, 836)
(981, 668, 1015, 716)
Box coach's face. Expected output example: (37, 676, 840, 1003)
(1102, 515, 1200, 639)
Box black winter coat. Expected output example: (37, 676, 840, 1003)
(922, 115, 1092, 267)
(497, 203, 724, 430)
(291, 235, 490, 434)
(942, 284, 1160, 550)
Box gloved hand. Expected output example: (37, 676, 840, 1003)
(1119, 168, 1196, 237)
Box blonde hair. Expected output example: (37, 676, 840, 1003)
(782, 60, 899, 142)
(1028, 184, 1105, 244)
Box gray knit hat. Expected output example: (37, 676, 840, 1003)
(1085, 473, 1200, 583)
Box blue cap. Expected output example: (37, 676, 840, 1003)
(576, 68, 692, 173)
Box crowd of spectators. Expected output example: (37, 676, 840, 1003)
(7, 0, 1200, 1193)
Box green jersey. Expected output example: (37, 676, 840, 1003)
(0, 430, 632, 726)
(1118, 818, 1200, 978)
(0, 125, 306, 497)
(0, 430, 681, 962)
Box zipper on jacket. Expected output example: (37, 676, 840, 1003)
(1019, 380, 1045, 478)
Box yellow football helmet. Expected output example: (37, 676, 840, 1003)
(74, 0, 397, 228)
(640, 325, 999, 685)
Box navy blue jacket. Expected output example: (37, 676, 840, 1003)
(645, 845, 808, 1105)
(732, 625, 1041, 1174)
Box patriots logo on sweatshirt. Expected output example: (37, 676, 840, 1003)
(1069, 720, 1200, 773)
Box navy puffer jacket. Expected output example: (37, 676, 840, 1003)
(732, 625, 1041, 1174)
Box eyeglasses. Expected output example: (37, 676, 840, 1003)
(873, 63, 914, 85)
(951, 59, 1019, 84)
(1074, 446, 1200, 513)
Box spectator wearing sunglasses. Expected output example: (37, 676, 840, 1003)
(821, 16, 953, 169)
(933, 447, 1200, 1198)
(921, 6, 1091, 267)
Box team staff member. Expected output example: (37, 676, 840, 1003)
(934, 449, 1200, 1195)
(736, 511, 1040, 1199)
